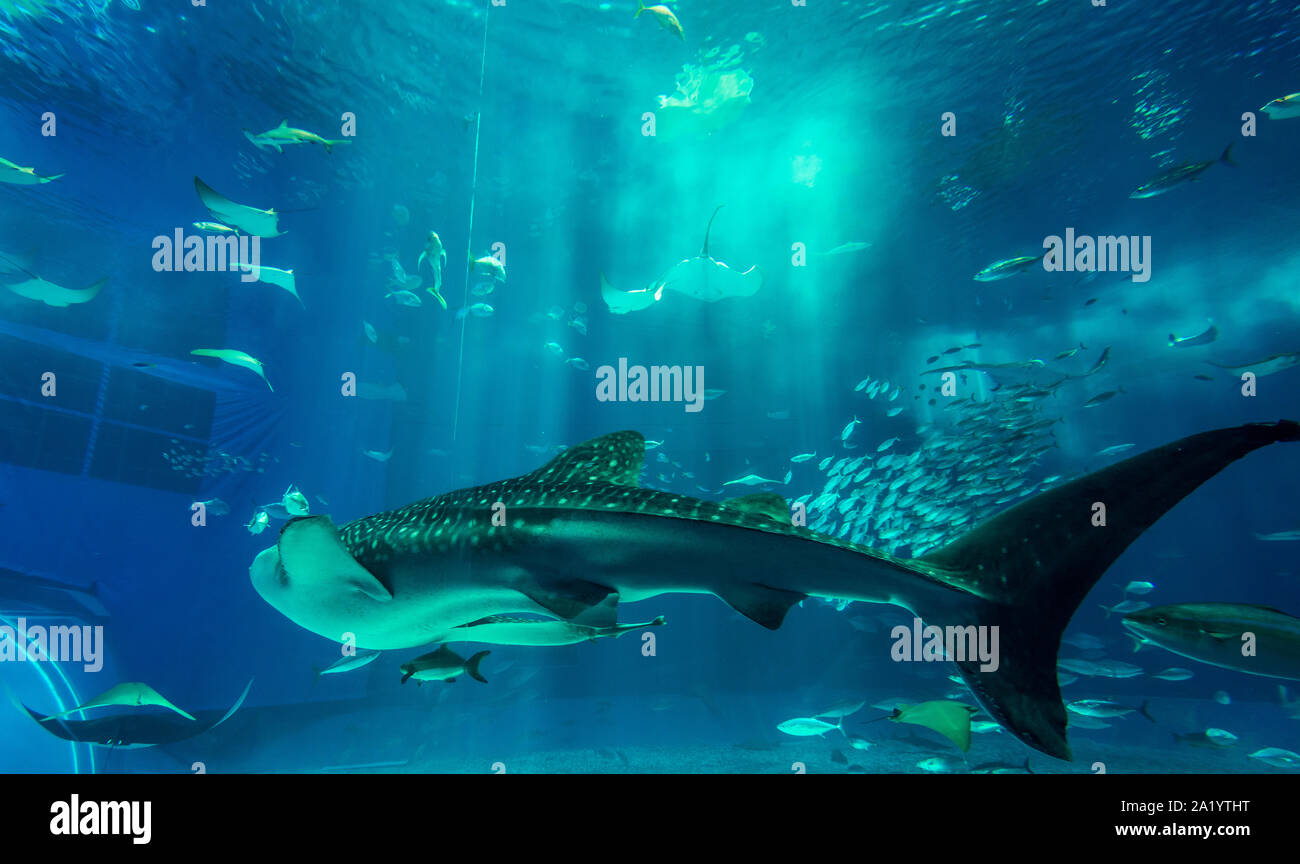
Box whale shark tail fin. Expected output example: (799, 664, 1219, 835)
(917, 420, 1299, 760)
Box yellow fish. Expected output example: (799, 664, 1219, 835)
(889, 700, 979, 752)
(635, 1, 684, 40)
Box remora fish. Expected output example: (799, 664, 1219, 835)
(194, 176, 285, 238)
(250, 421, 1300, 761)
(1130, 145, 1235, 198)
(314, 649, 381, 678)
(1123, 602, 1300, 680)
(973, 254, 1042, 282)
(18, 680, 252, 750)
(244, 120, 349, 154)
(446, 613, 665, 646)
(399, 645, 489, 684)
(821, 242, 872, 256)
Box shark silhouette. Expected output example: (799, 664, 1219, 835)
(250, 421, 1299, 760)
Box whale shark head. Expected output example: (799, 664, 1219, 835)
(250, 516, 394, 645)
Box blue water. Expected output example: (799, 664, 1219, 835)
(0, 0, 1298, 774)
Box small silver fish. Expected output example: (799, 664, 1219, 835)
(776, 717, 842, 737)
(246, 509, 270, 534)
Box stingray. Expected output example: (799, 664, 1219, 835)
(0, 318, 266, 394)
(886, 700, 978, 752)
(40, 682, 196, 721)
(1209, 351, 1300, 378)
(0, 155, 62, 185)
(19, 680, 252, 750)
(194, 176, 285, 238)
(601, 205, 761, 314)
(5, 275, 104, 307)
(190, 348, 274, 391)
(0, 250, 104, 307)
(233, 261, 302, 305)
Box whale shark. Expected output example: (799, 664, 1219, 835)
(19, 680, 253, 750)
(250, 421, 1300, 760)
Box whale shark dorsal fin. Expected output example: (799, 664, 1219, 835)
(724, 493, 788, 520)
(524, 430, 646, 487)
(279, 515, 392, 602)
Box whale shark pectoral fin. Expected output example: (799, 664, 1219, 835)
(279, 515, 393, 602)
(569, 591, 620, 629)
(715, 583, 806, 630)
(516, 577, 618, 623)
